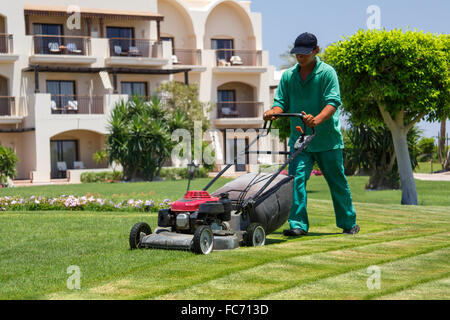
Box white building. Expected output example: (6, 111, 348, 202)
(0, 0, 279, 183)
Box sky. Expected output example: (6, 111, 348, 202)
(251, 0, 450, 139)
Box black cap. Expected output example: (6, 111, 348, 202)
(290, 32, 318, 55)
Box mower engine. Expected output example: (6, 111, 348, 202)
(157, 190, 232, 233)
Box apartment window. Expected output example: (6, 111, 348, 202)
(46, 80, 76, 113)
(212, 39, 234, 61)
(121, 82, 148, 98)
(218, 89, 237, 117)
(107, 27, 135, 54)
(33, 23, 63, 54)
(50, 140, 78, 178)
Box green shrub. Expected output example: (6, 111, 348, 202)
(0, 146, 18, 186)
(80, 171, 122, 183)
(159, 167, 210, 180)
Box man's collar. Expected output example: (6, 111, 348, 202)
(295, 56, 324, 75)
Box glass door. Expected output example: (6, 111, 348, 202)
(212, 39, 234, 62)
(107, 27, 135, 55)
(50, 140, 78, 179)
(33, 23, 63, 54)
(47, 80, 76, 113)
(226, 137, 248, 172)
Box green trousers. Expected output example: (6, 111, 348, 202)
(288, 148, 356, 232)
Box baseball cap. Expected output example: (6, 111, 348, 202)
(290, 32, 318, 55)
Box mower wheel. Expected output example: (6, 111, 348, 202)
(129, 222, 152, 250)
(192, 225, 214, 255)
(245, 223, 266, 247)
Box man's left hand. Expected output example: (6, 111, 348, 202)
(302, 112, 318, 128)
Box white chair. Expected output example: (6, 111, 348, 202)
(73, 161, 84, 169)
(114, 45, 122, 55)
(128, 46, 141, 56)
(56, 161, 67, 178)
(218, 59, 231, 66)
(230, 55, 243, 65)
(67, 100, 78, 111)
(50, 100, 58, 111)
(66, 43, 82, 54)
(171, 55, 179, 64)
(48, 42, 61, 53)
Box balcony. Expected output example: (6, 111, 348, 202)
(173, 49, 202, 65)
(0, 97, 23, 124)
(50, 95, 104, 115)
(106, 39, 168, 67)
(213, 101, 264, 128)
(29, 35, 96, 65)
(210, 50, 266, 74)
(0, 34, 19, 63)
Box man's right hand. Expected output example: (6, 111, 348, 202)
(263, 107, 283, 121)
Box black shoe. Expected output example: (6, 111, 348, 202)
(283, 228, 308, 237)
(343, 225, 360, 234)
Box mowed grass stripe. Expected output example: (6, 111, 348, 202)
(152, 233, 449, 300)
(47, 229, 448, 300)
(376, 276, 450, 300)
(261, 248, 450, 300)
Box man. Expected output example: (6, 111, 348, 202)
(264, 32, 359, 236)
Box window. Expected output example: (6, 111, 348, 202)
(33, 23, 63, 54)
(121, 82, 148, 98)
(212, 39, 234, 61)
(46, 80, 76, 113)
(217, 90, 237, 117)
(50, 140, 78, 178)
(107, 27, 135, 55)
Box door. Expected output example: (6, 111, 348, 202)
(46, 80, 76, 113)
(107, 27, 135, 55)
(121, 82, 148, 99)
(33, 23, 63, 54)
(217, 90, 236, 117)
(50, 140, 78, 179)
(212, 39, 234, 62)
(226, 137, 248, 172)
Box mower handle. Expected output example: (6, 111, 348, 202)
(263, 112, 315, 136)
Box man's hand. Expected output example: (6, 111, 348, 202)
(302, 105, 337, 128)
(263, 106, 283, 121)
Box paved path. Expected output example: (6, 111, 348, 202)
(414, 172, 450, 181)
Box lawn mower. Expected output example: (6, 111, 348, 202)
(129, 113, 315, 254)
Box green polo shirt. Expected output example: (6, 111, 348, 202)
(273, 56, 343, 152)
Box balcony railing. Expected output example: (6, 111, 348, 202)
(215, 50, 262, 67)
(109, 38, 162, 58)
(217, 101, 263, 118)
(173, 49, 201, 65)
(50, 95, 103, 115)
(0, 34, 13, 54)
(0, 96, 15, 116)
(33, 35, 91, 55)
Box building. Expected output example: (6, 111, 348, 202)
(0, 0, 279, 184)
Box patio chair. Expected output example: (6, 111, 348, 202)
(218, 59, 231, 66)
(48, 42, 61, 53)
(67, 100, 78, 112)
(66, 43, 82, 54)
(56, 161, 67, 178)
(230, 55, 243, 65)
(171, 54, 179, 64)
(74, 161, 84, 169)
(128, 46, 141, 56)
(114, 45, 122, 55)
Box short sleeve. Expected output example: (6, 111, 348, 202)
(272, 71, 289, 112)
(323, 68, 341, 108)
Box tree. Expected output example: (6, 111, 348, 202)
(156, 81, 211, 133)
(0, 146, 18, 186)
(279, 45, 297, 70)
(417, 137, 436, 162)
(323, 30, 449, 205)
(106, 95, 189, 181)
(342, 122, 420, 189)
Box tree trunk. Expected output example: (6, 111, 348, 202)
(391, 129, 418, 205)
(377, 104, 419, 205)
(438, 120, 446, 170)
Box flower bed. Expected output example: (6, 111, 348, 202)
(0, 195, 172, 212)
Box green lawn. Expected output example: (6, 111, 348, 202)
(0, 177, 449, 300)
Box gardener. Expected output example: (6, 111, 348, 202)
(264, 32, 359, 236)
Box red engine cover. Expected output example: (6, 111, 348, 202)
(170, 190, 219, 212)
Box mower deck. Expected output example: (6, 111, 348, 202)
(141, 228, 243, 251)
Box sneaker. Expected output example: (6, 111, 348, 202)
(283, 228, 308, 237)
(343, 225, 360, 234)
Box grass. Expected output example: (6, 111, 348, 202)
(414, 161, 442, 174)
(0, 176, 449, 300)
